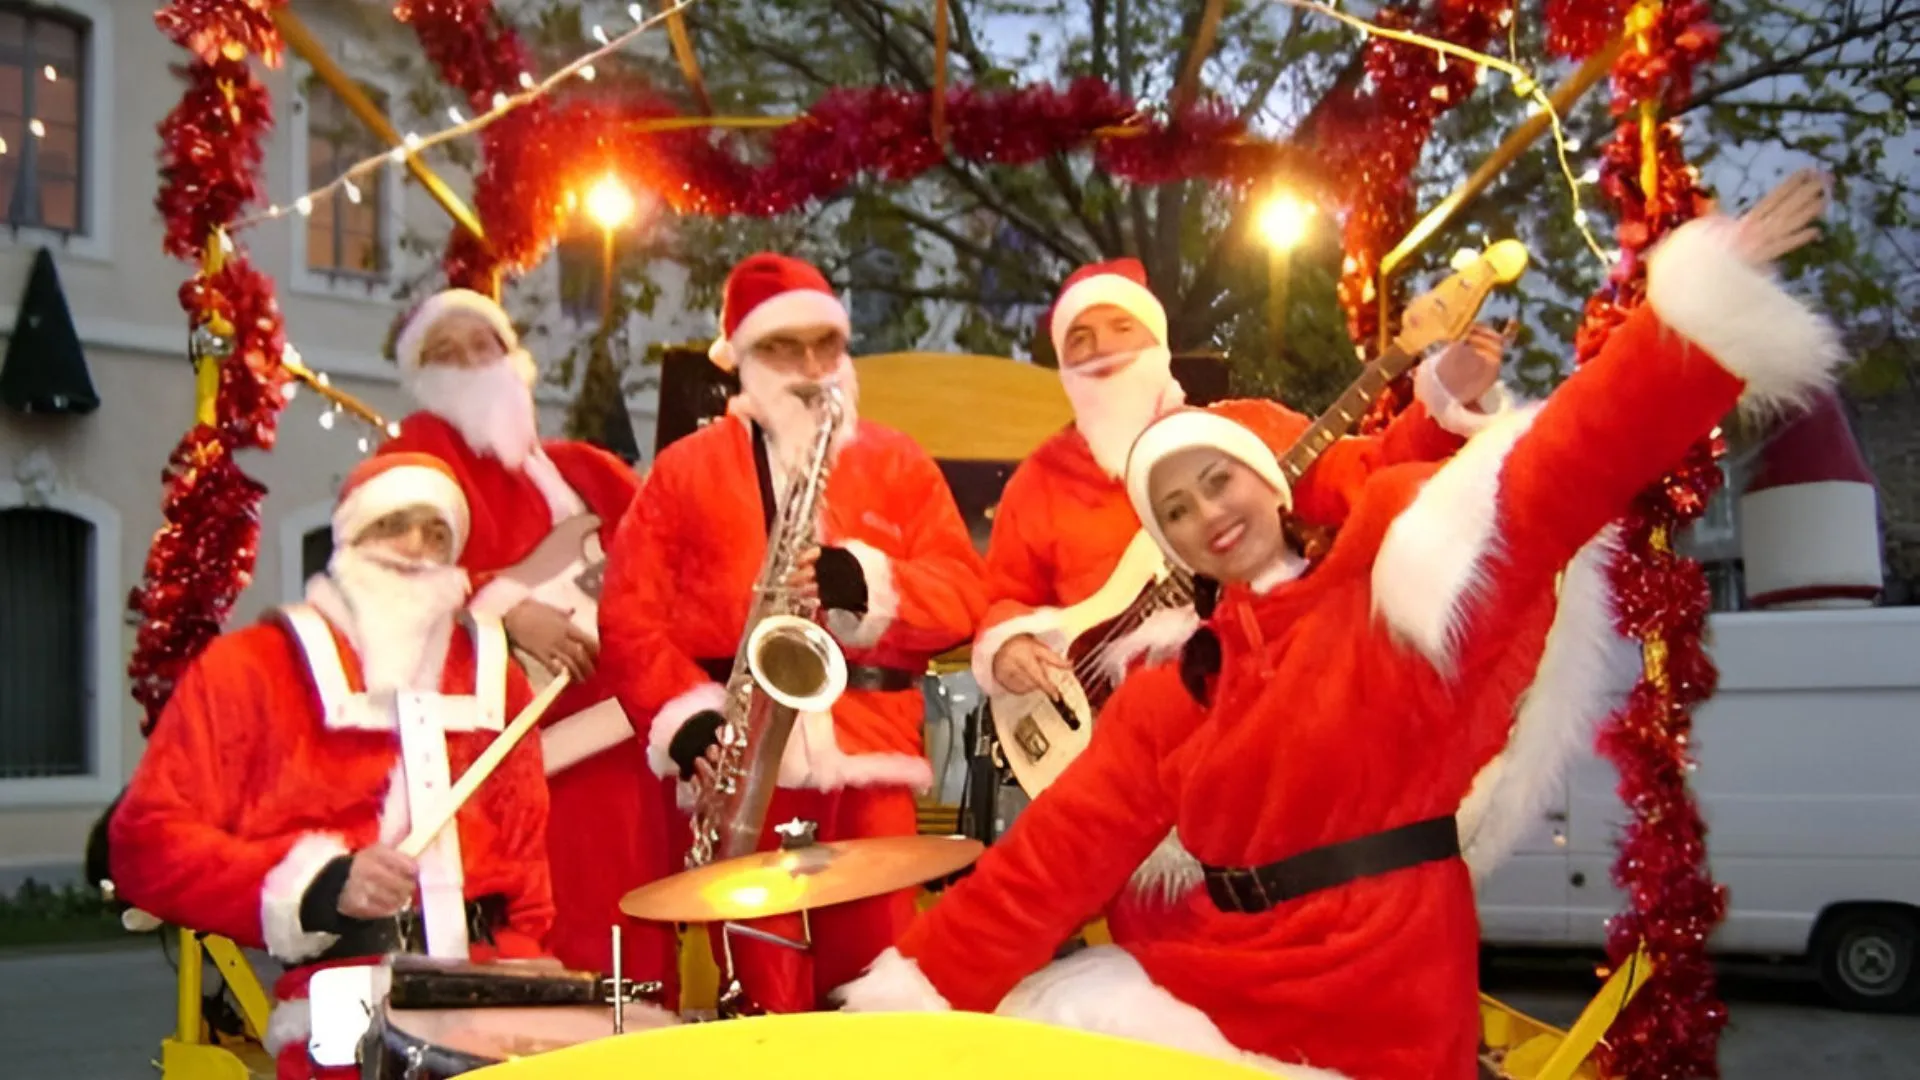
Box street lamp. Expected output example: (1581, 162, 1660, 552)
(581, 173, 637, 328)
(1257, 192, 1314, 357)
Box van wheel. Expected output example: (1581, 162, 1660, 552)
(1813, 907, 1919, 1012)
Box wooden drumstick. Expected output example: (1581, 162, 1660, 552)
(399, 672, 572, 860)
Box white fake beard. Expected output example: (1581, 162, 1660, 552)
(309, 547, 471, 695)
(732, 354, 863, 477)
(405, 352, 541, 469)
(1060, 345, 1185, 477)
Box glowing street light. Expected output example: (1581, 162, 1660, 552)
(1258, 193, 1314, 251)
(584, 174, 637, 231)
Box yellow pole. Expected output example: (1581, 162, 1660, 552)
(175, 929, 204, 1045)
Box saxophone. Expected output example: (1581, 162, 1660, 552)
(686, 382, 851, 867)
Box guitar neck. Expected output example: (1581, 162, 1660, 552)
(1276, 343, 1418, 487)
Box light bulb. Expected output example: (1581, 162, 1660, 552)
(319, 411, 336, 430)
(344, 179, 362, 204)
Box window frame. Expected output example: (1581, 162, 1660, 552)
(277, 499, 336, 605)
(0, 0, 113, 263)
(0, 478, 123, 807)
(287, 60, 405, 302)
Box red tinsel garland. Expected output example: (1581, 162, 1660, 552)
(129, 1, 290, 732)
(1556, 1, 1732, 1076)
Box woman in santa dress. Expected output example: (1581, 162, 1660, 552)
(837, 173, 1838, 1079)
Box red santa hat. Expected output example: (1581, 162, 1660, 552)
(331, 453, 470, 554)
(1048, 258, 1169, 361)
(1123, 406, 1292, 572)
(708, 253, 850, 372)
(391, 288, 519, 374)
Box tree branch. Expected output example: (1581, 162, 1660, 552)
(1678, 9, 1920, 114)
(1043, 155, 1121, 255)
(1235, 6, 1305, 125)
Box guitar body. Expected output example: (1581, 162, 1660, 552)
(501, 514, 607, 691)
(989, 530, 1179, 796)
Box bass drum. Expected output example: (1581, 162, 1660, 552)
(362, 1004, 678, 1078)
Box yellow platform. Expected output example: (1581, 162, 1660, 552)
(466, 1010, 1271, 1079)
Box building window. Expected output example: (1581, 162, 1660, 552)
(303, 76, 386, 279)
(302, 526, 333, 583)
(848, 245, 905, 349)
(0, 6, 88, 234)
(555, 232, 605, 325)
(0, 506, 91, 779)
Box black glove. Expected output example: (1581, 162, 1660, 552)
(299, 855, 357, 935)
(668, 710, 727, 781)
(815, 546, 869, 616)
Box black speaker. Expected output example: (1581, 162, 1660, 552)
(1171, 351, 1230, 407)
(655, 345, 738, 457)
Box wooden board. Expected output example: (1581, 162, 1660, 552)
(853, 353, 1071, 462)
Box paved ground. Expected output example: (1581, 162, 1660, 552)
(2, 943, 1913, 1078)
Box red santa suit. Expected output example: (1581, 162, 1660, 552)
(838, 219, 1847, 1077)
(108, 456, 555, 1080)
(600, 254, 988, 1012)
(971, 259, 1506, 945)
(379, 288, 673, 992)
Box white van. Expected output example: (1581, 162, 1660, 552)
(1477, 605, 1920, 1012)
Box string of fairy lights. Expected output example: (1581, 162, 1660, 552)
(244, 0, 1631, 447)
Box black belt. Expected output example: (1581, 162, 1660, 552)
(1202, 817, 1460, 915)
(317, 894, 507, 963)
(695, 656, 919, 694)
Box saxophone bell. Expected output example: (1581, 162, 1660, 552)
(745, 614, 848, 714)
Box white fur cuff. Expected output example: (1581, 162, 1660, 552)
(832, 947, 953, 1012)
(971, 608, 1068, 696)
(260, 832, 351, 963)
(1100, 607, 1201, 685)
(1126, 829, 1205, 905)
(825, 540, 898, 650)
(468, 574, 532, 620)
(645, 682, 731, 780)
(1414, 360, 1514, 438)
(1646, 216, 1847, 419)
(777, 710, 936, 793)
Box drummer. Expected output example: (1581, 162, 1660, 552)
(110, 455, 556, 1080)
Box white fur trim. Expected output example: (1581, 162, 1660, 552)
(1372, 404, 1544, 668)
(259, 833, 350, 963)
(1125, 411, 1292, 573)
(1413, 360, 1514, 438)
(832, 947, 953, 1011)
(468, 574, 532, 620)
(824, 539, 897, 649)
(521, 448, 588, 522)
(1459, 528, 1639, 879)
(1050, 274, 1169, 358)
(971, 608, 1069, 697)
(996, 947, 1349, 1079)
(710, 288, 850, 372)
(1100, 607, 1201, 685)
(645, 682, 731, 780)
(263, 999, 309, 1057)
(1646, 216, 1848, 420)
(1125, 828, 1205, 904)
(778, 709, 935, 793)
(539, 698, 632, 775)
(395, 289, 517, 373)
(332, 463, 471, 553)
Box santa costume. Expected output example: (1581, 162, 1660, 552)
(378, 289, 676, 993)
(109, 455, 555, 1080)
(600, 253, 988, 1012)
(971, 257, 1506, 943)
(838, 218, 1847, 1078)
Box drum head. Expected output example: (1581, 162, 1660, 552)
(387, 1004, 678, 1063)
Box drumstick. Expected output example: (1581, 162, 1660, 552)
(399, 672, 572, 859)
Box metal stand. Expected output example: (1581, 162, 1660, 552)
(961, 703, 1006, 845)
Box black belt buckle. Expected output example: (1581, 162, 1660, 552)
(1204, 866, 1272, 915)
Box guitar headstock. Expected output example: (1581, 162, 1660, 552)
(1391, 239, 1530, 357)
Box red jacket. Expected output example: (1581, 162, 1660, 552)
(600, 414, 988, 792)
(110, 611, 552, 964)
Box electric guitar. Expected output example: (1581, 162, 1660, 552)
(497, 513, 608, 691)
(989, 239, 1532, 796)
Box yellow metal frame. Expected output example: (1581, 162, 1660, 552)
(157, 929, 276, 1080)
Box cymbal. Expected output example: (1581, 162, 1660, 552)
(465, 1012, 1274, 1079)
(619, 835, 983, 923)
